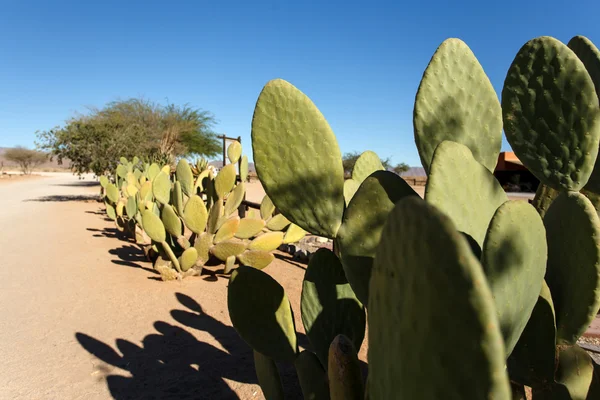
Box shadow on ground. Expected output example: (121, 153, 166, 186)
(24, 194, 101, 202)
(76, 293, 307, 399)
(52, 181, 100, 188)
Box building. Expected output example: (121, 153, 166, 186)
(493, 152, 539, 193)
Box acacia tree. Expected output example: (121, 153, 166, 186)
(4, 146, 48, 174)
(342, 151, 408, 175)
(36, 98, 221, 175)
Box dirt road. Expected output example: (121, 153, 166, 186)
(0, 173, 313, 400)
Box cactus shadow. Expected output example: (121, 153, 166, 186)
(75, 292, 306, 399)
(24, 194, 100, 202)
(51, 181, 100, 187)
(108, 245, 156, 274)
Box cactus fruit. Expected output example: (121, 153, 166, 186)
(481, 200, 547, 356)
(502, 36, 600, 192)
(425, 140, 507, 247)
(414, 38, 502, 174)
(368, 197, 510, 399)
(328, 334, 364, 400)
(228, 266, 297, 362)
(544, 191, 600, 345)
(251, 79, 345, 238)
(300, 248, 365, 369)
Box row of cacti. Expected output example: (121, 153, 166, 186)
(99, 140, 308, 281)
(227, 34, 600, 399)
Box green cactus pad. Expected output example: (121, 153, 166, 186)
(328, 334, 364, 400)
(301, 248, 365, 368)
(224, 182, 245, 216)
(126, 195, 137, 219)
(368, 197, 510, 399)
(161, 204, 182, 237)
(532, 183, 559, 218)
(142, 210, 166, 243)
(294, 350, 330, 400)
(116, 201, 125, 217)
(481, 200, 548, 356)
(260, 195, 275, 220)
(140, 181, 152, 202)
(251, 79, 345, 239)
(152, 171, 171, 205)
(237, 250, 275, 270)
(179, 247, 198, 272)
(214, 163, 236, 198)
(194, 232, 213, 264)
(253, 350, 284, 400)
(106, 203, 116, 220)
(147, 163, 161, 180)
(227, 141, 242, 164)
(126, 184, 138, 197)
(544, 191, 600, 344)
(569, 36, 600, 194)
(176, 158, 194, 197)
(228, 266, 297, 362)
(116, 164, 127, 179)
(502, 36, 600, 191)
(414, 38, 502, 174)
(99, 175, 108, 188)
(240, 155, 249, 182)
(105, 183, 119, 204)
(207, 200, 224, 234)
(119, 156, 128, 164)
(249, 232, 284, 252)
(283, 224, 307, 244)
(172, 181, 184, 215)
(587, 360, 600, 400)
(211, 240, 247, 261)
(182, 195, 208, 234)
(161, 165, 171, 175)
(507, 281, 557, 388)
(126, 172, 136, 185)
(425, 141, 507, 247)
(224, 255, 236, 274)
(214, 216, 240, 243)
(235, 218, 266, 239)
(343, 179, 360, 206)
(337, 170, 419, 306)
(351, 151, 384, 183)
(266, 214, 291, 231)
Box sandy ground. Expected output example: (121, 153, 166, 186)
(0, 172, 585, 400)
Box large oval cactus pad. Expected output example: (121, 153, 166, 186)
(414, 38, 502, 174)
(368, 197, 510, 399)
(481, 200, 547, 356)
(337, 170, 419, 306)
(544, 191, 600, 344)
(351, 150, 384, 184)
(228, 266, 298, 362)
(251, 79, 345, 238)
(300, 248, 365, 369)
(425, 141, 507, 247)
(502, 36, 600, 191)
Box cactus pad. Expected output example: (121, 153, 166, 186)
(266, 214, 291, 231)
(531, 183, 559, 218)
(343, 179, 360, 206)
(147, 163, 160, 180)
(214, 163, 236, 198)
(294, 350, 330, 400)
(106, 204, 116, 220)
(116, 164, 127, 179)
(251, 79, 345, 239)
(414, 38, 502, 174)
(368, 197, 510, 399)
(224, 255, 236, 274)
(152, 171, 171, 205)
(142, 210, 166, 243)
(237, 250, 275, 269)
(211, 240, 247, 261)
(207, 200, 223, 234)
(99, 175, 108, 188)
(425, 141, 507, 247)
(481, 200, 547, 356)
(228, 266, 297, 361)
(253, 350, 284, 400)
(176, 158, 194, 197)
(351, 151, 384, 183)
(260, 195, 275, 220)
(544, 191, 600, 344)
(337, 170, 419, 306)
(194, 232, 214, 264)
(180, 247, 198, 272)
(214, 216, 240, 243)
(126, 195, 137, 219)
(140, 181, 152, 201)
(235, 218, 266, 239)
(240, 155, 249, 182)
(249, 232, 284, 252)
(328, 334, 364, 400)
(227, 141, 242, 164)
(106, 183, 119, 204)
(182, 195, 208, 234)
(534, 345, 594, 400)
(502, 36, 600, 191)
(224, 182, 245, 216)
(283, 223, 307, 244)
(161, 204, 182, 237)
(301, 248, 365, 368)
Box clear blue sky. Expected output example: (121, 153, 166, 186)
(1, 0, 599, 166)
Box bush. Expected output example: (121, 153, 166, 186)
(4, 146, 47, 174)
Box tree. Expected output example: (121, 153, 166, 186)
(4, 146, 48, 174)
(342, 151, 407, 175)
(36, 98, 221, 175)
(393, 162, 410, 175)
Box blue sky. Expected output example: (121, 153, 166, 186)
(1, 0, 599, 166)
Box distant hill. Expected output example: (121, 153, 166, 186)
(399, 167, 426, 177)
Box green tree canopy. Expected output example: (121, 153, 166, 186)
(342, 151, 409, 176)
(36, 98, 221, 175)
(4, 146, 48, 174)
